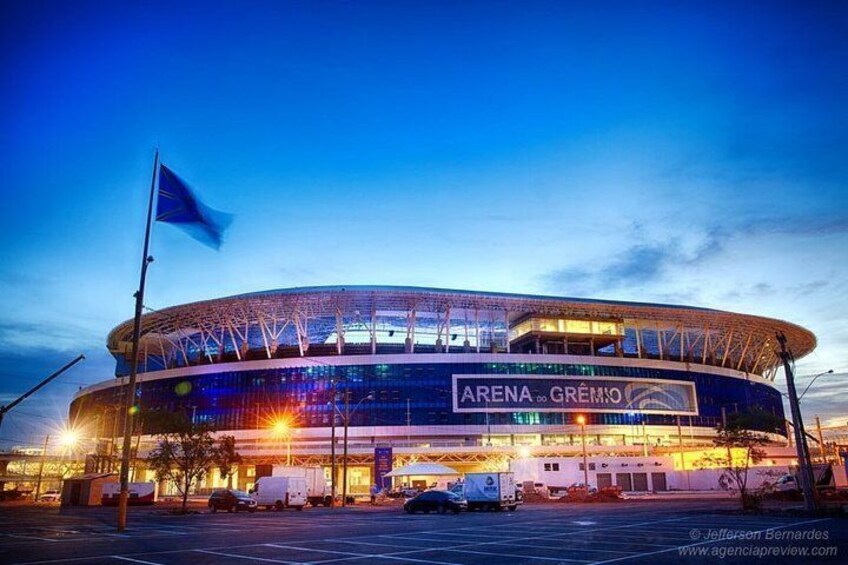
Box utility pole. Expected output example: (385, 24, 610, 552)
(815, 416, 825, 461)
(34, 434, 50, 501)
(776, 331, 817, 513)
(330, 380, 337, 508)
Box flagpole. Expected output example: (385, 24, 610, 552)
(117, 148, 159, 531)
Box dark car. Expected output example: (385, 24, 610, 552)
(208, 489, 258, 513)
(404, 490, 467, 514)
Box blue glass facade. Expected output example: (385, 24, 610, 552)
(70, 362, 786, 436)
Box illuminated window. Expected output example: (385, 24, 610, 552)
(512, 317, 623, 338)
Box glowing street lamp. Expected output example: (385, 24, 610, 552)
(270, 418, 295, 466)
(576, 415, 589, 491)
(59, 428, 81, 450)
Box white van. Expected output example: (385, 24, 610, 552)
(272, 465, 332, 506)
(250, 476, 307, 510)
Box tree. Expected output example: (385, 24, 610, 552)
(212, 435, 242, 489)
(146, 412, 216, 513)
(700, 407, 784, 511)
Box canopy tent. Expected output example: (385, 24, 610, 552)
(384, 463, 460, 477)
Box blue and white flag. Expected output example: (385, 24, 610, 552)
(156, 164, 232, 250)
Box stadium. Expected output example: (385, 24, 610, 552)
(69, 286, 816, 495)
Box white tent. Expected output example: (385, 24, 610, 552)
(384, 463, 460, 477)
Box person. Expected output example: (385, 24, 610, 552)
(370, 483, 380, 505)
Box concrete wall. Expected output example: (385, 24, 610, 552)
(510, 456, 792, 493)
(667, 466, 789, 491)
(510, 456, 676, 491)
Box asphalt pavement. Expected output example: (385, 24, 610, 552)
(0, 500, 845, 564)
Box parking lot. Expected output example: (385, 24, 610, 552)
(0, 500, 845, 564)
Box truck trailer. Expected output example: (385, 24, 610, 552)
(101, 482, 157, 506)
(272, 465, 332, 506)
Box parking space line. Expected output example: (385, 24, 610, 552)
(193, 549, 302, 564)
(2, 533, 59, 543)
(587, 517, 831, 565)
(483, 541, 633, 555)
(359, 555, 462, 565)
(333, 539, 421, 550)
(111, 556, 164, 565)
(264, 543, 372, 557)
(424, 530, 522, 539)
(442, 547, 591, 563)
(310, 553, 463, 565)
(528, 537, 678, 549)
(378, 535, 454, 543)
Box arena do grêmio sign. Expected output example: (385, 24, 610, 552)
(451, 374, 698, 416)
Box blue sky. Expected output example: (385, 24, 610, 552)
(1, 1, 847, 447)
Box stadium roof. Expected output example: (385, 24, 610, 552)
(107, 285, 815, 379)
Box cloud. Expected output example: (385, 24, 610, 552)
(0, 320, 102, 353)
(543, 228, 727, 297)
(721, 282, 776, 302)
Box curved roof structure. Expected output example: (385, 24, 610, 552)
(107, 285, 815, 380)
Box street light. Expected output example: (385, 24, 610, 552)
(776, 332, 817, 514)
(59, 427, 81, 451)
(271, 418, 295, 466)
(33, 424, 82, 502)
(341, 390, 374, 507)
(799, 369, 834, 402)
(34, 434, 50, 501)
(576, 415, 589, 491)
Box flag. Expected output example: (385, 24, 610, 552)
(156, 164, 232, 249)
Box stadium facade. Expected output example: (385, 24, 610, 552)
(69, 286, 815, 494)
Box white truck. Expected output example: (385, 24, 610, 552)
(272, 465, 332, 506)
(101, 482, 157, 506)
(250, 476, 308, 510)
(459, 472, 521, 511)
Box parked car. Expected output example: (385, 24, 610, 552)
(387, 486, 420, 499)
(775, 474, 798, 492)
(208, 489, 258, 513)
(0, 488, 29, 501)
(403, 490, 467, 514)
(567, 483, 598, 495)
(38, 490, 61, 503)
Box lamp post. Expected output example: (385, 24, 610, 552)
(34, 427, 80, 502)
(341, 389, 374, 507)
(577, 415, 589, 491)
(776, 332, 817, 513)
(34, 434, 50, 501)
(271, 419, 294, 466)
(329, 379, 337, 508)
(799, 370, 834, 403)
